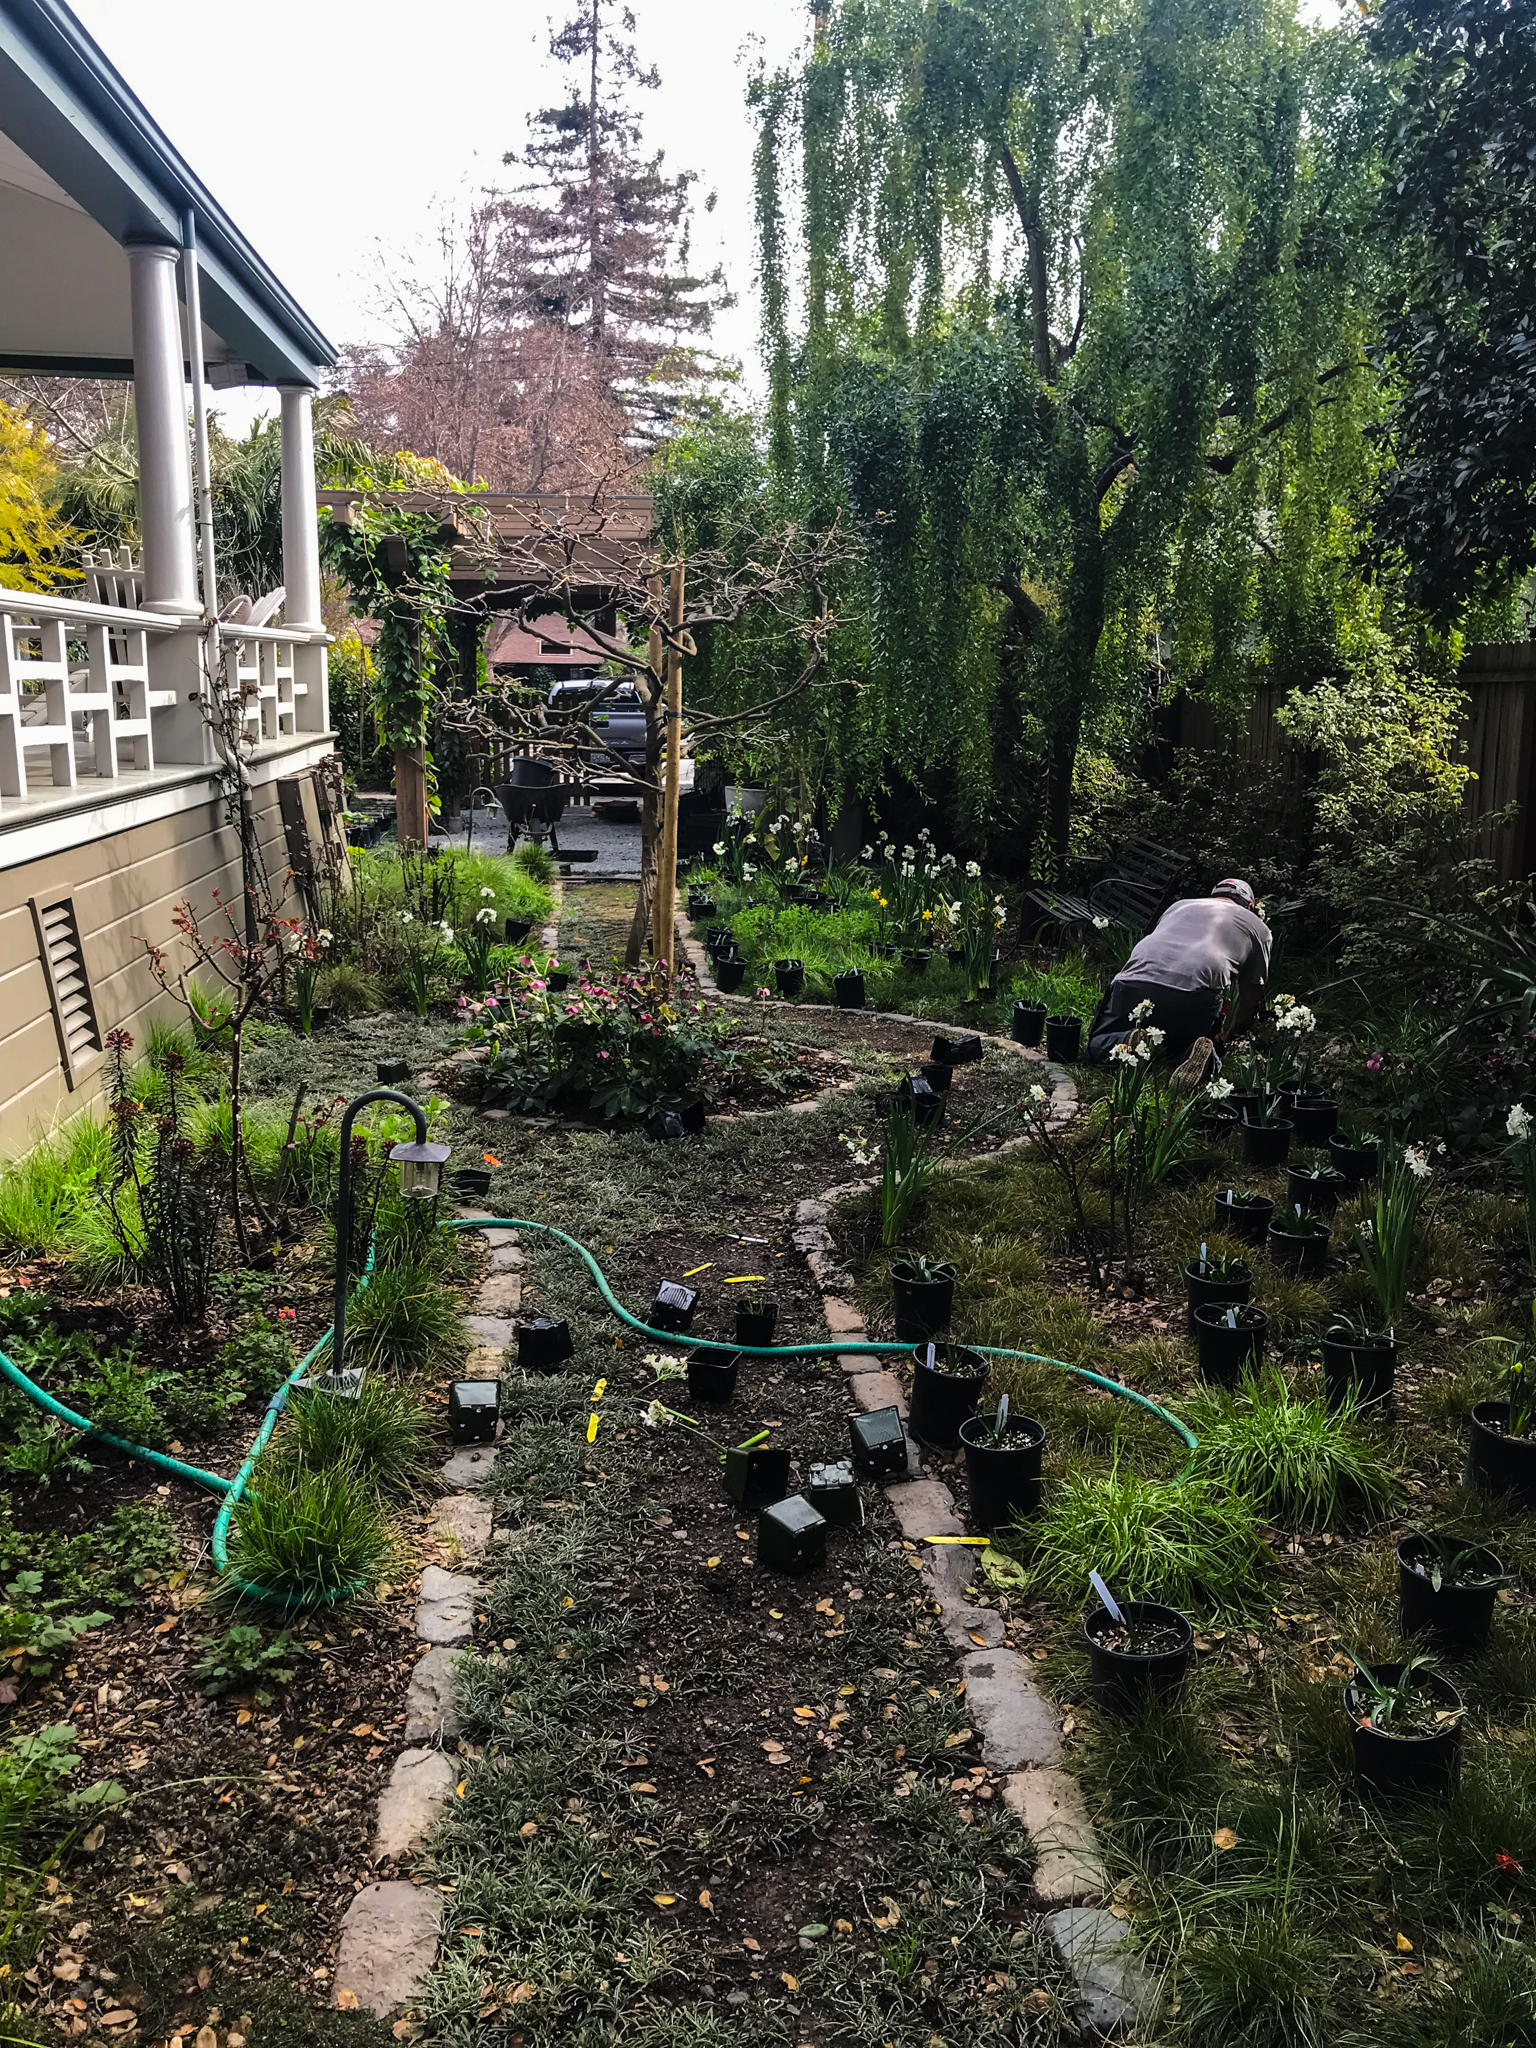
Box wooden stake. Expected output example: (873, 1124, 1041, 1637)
(656, 561, 685, 968)
(394, 742, 429, 847)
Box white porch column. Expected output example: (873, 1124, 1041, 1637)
(127, 240, 199, 618)
(279, 385, 323, 629)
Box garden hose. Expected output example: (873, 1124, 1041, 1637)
(0, 1215, 1195, 1612)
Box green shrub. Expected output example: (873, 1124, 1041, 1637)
(217, 1324, 297, 1399)
(193, 1622, 299, 1704)
(76, 1351, 165, 1448)
(512, 840, 557, 886)
(281, 1377, 431, 1497)
(1175, 1910, 1333, 2048)
(316, 960, 383, 1017)
(1187, 1371, 1400, 1530)
(156, 1370, 245, 1438)
(340, 1264, 468, 1375)
(1027, 1469, 1271, 1612)
(225, 1462, 393, 1604)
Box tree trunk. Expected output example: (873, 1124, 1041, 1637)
(1047, 714, 1080, 878)
(395, 743, 429, 848)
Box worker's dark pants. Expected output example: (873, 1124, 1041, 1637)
(1087, 978, 1223, 1066)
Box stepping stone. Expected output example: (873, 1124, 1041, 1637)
(373, 1747, 455, 1860)
(440, 1446, 500, 1488)
(463, 1315, 512, 1348)
(433, 1494, 494, 1561)
(490, 1245, 525, 1271)
(416, 1565, 481, 1646)
(847, 1368, 907, 1415)
(1044, 1906, 1161, 2038)
(885, 1477, 963, 1542)
(822, 1297, 866, 1335)
(1003, 1769, 1106, 1905)
(475, 1273, 522, 1317)
(333, 1881, 442, 2016)
(463, 1346, 503, 1377)
(959, 1647, 1064, 1771)
(796, 1199, 830, 1225)
(403, 1646, 461, 1744)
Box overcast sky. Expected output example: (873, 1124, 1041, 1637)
(69, 0, 810, 430)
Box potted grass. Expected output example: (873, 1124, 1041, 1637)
(891, 1253, 956, 1341)
(775, 958, 805, 998)
(959, 1395, 1046, 1531)
(1045, 1014, 1083, 1062)
(834, 966, 866, 1010)
(733, 1290, 778, 1348)
(1267, 1205, 1331, 1277)
(1240, 1089, 1294, 1167)
(1343, 1650, 1463, 1797)
(902, 945, 932, 975)
(1468, 1327, 1536, 1509)
(1083, 1576, 1193, 1710)
(908, 1340, 989, 1448)
(1287, 1163, 1348, 1216)
(1280, 1086, 1340, 1146)
(1212, 1187, 1274, 1247)
(1321, 1311, 1396, 1412)
(1327, 1142, 1431, 1409)
(715, 955, 747, 993)
(1193, 1302, 1268, 1387)
(1184, 1244, 1252, 1337)
(1397, 1532, 1504, 1656)
(1012, 998, 1047, 1047)
(1329, 1121, 1380, 1187)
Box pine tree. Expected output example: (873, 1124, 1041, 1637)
(501, 0, 731, 451)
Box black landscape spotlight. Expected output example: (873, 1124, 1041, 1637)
(330, 1090, 450, 1383)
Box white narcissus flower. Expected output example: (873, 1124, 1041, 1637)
(398, 911, 413, 925)
(1110, 1042, 1138, 1066)
(1508, 1104, 1533, 1140)
(475, 906, 496, 925)
(1093, 914, 1110, 930)
(1029, 1083, 1048, 1103)
(1131, 999, 1156, 1024)
(1207, 1076, 1234, 1099)
(1274, 1004, 1317, 1035)
(861, 845, 873, 859)
(1404, 1145, 1432, 1180)
(480, 886, 496, 898)
(440, 922, 455, 942)
(965, 860, 982, 878)
(643, 1400, 669, 1429)
(713, 841, 727, 856)
(317, 928, 333, 945)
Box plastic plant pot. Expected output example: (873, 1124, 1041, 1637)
(705, 926, 732, 958)
(734, 1302, 778, 1348)
(1184, 1260, 1252, 1339)
(448, 1379, 500, 1444)
(930, 1033, 983, 1067)
(1282, 1093, 1339, 1145)
(647, 1108, 688, 1143)
(1266, 1219, 1331, 1277)
(311, 1003, 334, 1028)
(834, 970, 866, 1010)
(1286, 1166, 1348, 1216)
(715, 958, 747, 993)
(689, 894, 716, 920)
(907, 1342, 989, 1449)
(376, 1059, 411, 1085)
(1211, 1190, 1274, 1247)
(849, 1405, 908, 1478)
(806, 1459, 863, 1528)
(1240, 1117, 1294, 1167)
(947, 946, 965, 967)
(1083, 1601, 1193, 1712)
(897, 1074, 945, 1132)
(959, 1411, 1046, 1531)
(1328, 1136, 1378, 1185)
(1012, 1001, 1047, 1047)
(1397, 1535, 1503, 1656)
(890, 1259, 956, 1342)
(902, 949, 932, 975)
(757, 1494, 829, 1573)
(1345, 1664, 1463, 1797)
(1045, 1015, 1083, 1063)
(1321, 1330, 1396, 1412)
(649, 1281, 701, 1333)
(774, 959, 805, 998)
(504, 918, 534, 944)
(1225, 1090, 1261, 1122)
(724, 1445, 791, 1510)
(1467, 1402, 1536, 1509)
(649, 1098, 707, 1138)
(517, 1316, 574, 1373)
(450, 1167, 493, 1203)
(546, 970, 571, 993)
(920, 1061, 953, 1093)
(686, 1347, 741, 1405)
(1193, 1304, 1268, 1388)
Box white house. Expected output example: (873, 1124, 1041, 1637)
(0, 0, 336, 1151)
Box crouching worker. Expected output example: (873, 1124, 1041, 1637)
(1087, 879, 1271, 1065)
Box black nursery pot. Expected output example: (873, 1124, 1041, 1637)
(1321, 1331, 1396, 1412)
(757, 1494, 828, 1573)
(907, 1342, 989, 1449)
(517, 1316, 574, 1372)
(686, 1346, 741, 1405)
(947, 946, 965, 967)
(376, 1058, 411, 1085)
(1346, 1664, 1463, 1797)
(450, 1167, 493, 1203)
(650, 1281, 701, 1333)
(834, 969, 866, 1010)
(897, 1073, 945, 1131)
(1328, 1136, 1379, 1185)
(1286, 1166, 1348, 1216)
(1266, 1220, 1331, 1277)
(930, 1032, 983, 1067)
(715, 957, 747, 993)
(775, 958, 805, 997)
(1240, 1117, 1294, 1167)
(448, 1379, 500, 1444)
(1045, 1014, 1083, 1063)
(546, 970, 571, 992)
(1083, 1601, 1194, 1711)
(1193, 1304, 1268, 1387)
(1184, 1261, 1252, 1339)
(920, 1061, 953, 1093)
(1283, 1093, 1340, 1145)
(724, 1445, 791, 1510)
(1212, 1191, 1274, 1247)
(1467, 1402, 1536, 1509)
(734, 1302, 778, 1348)
(902, 949, 931, 975)
(504, 917, 534, 944)
(1397, 1535, 1503, 1656)
(806, 1459, 863, 1528)
(1012, 1001, 1047, 1047)
(1225, 1090, 1262, 1122)
(891, 1259, 956, 1342)
(704, 926, 732, 958)
(849, 1404, 908, 1478)
(689, 894, 716, 919)
(959, 1412, 1047, 1532)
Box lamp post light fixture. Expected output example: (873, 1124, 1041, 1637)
(331, 1089, 450, 1383)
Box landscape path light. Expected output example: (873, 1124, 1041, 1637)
(330, 1089, 450, 1381)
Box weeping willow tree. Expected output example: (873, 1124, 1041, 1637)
(755, 0, 1390, 870)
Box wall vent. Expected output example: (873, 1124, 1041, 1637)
(29, 895, 104, 1090)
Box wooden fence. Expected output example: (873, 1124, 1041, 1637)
(1165, 643, 1536, 882)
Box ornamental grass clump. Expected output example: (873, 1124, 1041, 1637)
(1187, 1371, 1400, 1531)
(338, 1264, 469, 1375)
(281, 1377, 432, 1498)
(225, 1463, 393, 1604)
(1026, 1469, 1270, 1613)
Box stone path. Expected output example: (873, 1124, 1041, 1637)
(330, 1213, 521, 2019)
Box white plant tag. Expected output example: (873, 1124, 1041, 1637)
(1089, 1570, 1123, 1623)
(997, 1392, 1009, 1431)
(926, 1342, 936, 1371)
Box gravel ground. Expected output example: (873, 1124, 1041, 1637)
(448, 798, 642, 877)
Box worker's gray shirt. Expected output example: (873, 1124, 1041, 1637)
(1114, 898, 1272, 994)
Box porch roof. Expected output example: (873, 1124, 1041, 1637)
(0, 0, 335, 385)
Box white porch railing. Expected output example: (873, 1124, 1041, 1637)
(0, 580, 328, 810)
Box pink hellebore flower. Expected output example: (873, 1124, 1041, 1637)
(530, 978, 548, 992)
(598, 1049, 610, 1059)
(1366, 1052, 1383, 1072)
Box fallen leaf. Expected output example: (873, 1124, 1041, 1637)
(196, 2028, 218, 2048)
(944, 1730, 973, 1748)
(632, 1783, 657, 1794)
(352, 1724, 376, 1738)
(519, 1822, 538, 1838)
(967, 1631, 989, 1646)
(781, 1972, 800, 1992)
(81, 1827, 105, 1853)
(100, 2012, 136, 2027)
(705, 1557, 721, 1569)
(652, 1894, 677, 1907)
(509, 1982, 537, 2002)
(871, 1897, 901, 1930)
(236, 1709, 252, 1726)
(482, 1153, 502, 1166)
(456, 1781, 467, 1798)
(793, 1706, 816, 1720)
(1396, 1933, 1413, 1953)
(698, 1889, 714, 1910)
(1212, 1828, 1240, 1851)
(336, 1993, 361, 2011)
